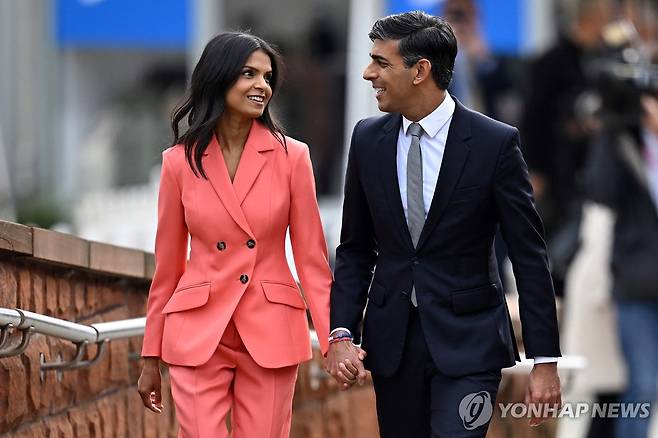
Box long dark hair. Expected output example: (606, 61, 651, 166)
(369, 11, 457, 90)
(171, 32, 286, 178)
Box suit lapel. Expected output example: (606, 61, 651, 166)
(233, 122, 274, 205)
(417, 100, 472, 250)
(377, 114, 414, 250)
(202, 127, 261, 239)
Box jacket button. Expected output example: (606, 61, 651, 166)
(240, 274, 249, 284)
(216, 241, 226, 251)
(246, 239, 256, 249)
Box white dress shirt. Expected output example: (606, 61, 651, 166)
(398, 93, 455, 220)
(333, 93, 557, 365)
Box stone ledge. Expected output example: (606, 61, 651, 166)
(32, 227, 89, 269)
(0, 221, 32, 255)
(89, 242, 145, 279)
(1, 220, 154, 281)
(144, 253, 155, 280)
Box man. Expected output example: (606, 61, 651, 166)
(521, 0, 613, 297)
(326, 11, 561, 437)
(586, 4, 658, 436)
(588, 92, 658, 438)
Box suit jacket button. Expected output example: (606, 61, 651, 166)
(216, 241, 227, 251)
(246, 239, 256, 249)
(240, 274, 249, 284)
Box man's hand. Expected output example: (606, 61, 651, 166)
(325, 341, 367, 390)
(525, 362, 562, 426)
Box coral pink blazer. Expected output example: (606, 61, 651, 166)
(142, 121, 331, 368)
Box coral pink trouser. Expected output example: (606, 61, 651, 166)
(168, 319, 298, 438)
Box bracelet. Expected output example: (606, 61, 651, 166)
(328, 336, 354, 345)
(328, 334, 353, 342)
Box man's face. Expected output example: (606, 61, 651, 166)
(363, 39, 417, 113)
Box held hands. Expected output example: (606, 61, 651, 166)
(525, 362, 562, 427)
(325, 340, 367, 390)
(137, 357, 164, 413)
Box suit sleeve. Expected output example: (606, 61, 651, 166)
(141, 151, 189, 358)
(330, 121, 378, 344)
(493, 129, 561, 359)
(289, 144, 332, 356)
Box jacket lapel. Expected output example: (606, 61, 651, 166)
(233, 122, 274, 205)
(417, 100, 472, 250)
(377, 114, 414, 250)
(202, 131, 254, 238)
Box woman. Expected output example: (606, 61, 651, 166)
(137, 32, 332, 437)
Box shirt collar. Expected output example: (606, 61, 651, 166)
(402, 92, 455, 139)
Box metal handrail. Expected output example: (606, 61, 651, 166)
(0, 307, 317, 373)
(0, 308, 22, 327)
(93, 318, 147, 341)
(0, 308, 146, 344)
(18, 310, 98, 343)
(1, 307, 585, 381)
(0, 307, 146, 372)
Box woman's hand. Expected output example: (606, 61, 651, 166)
(137, 357, 164, 413)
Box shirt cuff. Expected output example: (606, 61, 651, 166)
(329, 327, 352, 337)
(534, 356, 559, 364)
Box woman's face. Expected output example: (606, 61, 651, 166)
(224, 49, 273, 120)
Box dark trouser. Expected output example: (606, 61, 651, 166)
(371, 306, 502, 438)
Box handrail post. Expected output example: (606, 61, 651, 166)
(0, 326, 34, 358)
(0, 323, 14, 349)
(40, 339, 109, 373)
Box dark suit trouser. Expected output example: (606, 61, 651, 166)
(371, 305, 502, 438)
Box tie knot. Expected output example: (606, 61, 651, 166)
(408, 122, 423, 139)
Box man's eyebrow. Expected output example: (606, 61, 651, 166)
(369, 54, 389, 63)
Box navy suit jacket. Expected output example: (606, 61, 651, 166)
(330, 99, 561, 377)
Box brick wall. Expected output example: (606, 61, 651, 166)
(0, 221, 178, 437)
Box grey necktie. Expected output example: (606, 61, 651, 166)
(407, 122, 424, 307)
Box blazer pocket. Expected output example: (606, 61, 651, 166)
(162, 282, 211, 314)
(261, 281, 307, 309)
(450, 284, 501, 315)
(368, 281, 386, 307)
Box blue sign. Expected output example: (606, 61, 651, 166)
(55, 0, 190, 49)
(387, 0, 523, 54)
(388, 0, 442, 15)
